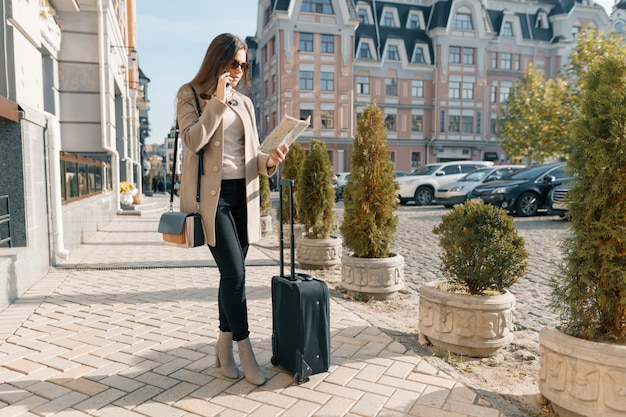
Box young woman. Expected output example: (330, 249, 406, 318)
(176, 33, 288, 386)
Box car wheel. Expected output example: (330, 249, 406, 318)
(516, 192, 539, 216)
(414, 187, 434, 206)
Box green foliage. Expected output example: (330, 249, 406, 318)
(280, 142, 305, 223)
(259, 174, 272, 215)
(433, 200, 528, 296)
(496, 64, 573, 164)
(297, 139, 336, 239)
(340, 104, 398, 258)
(551, 55, 626, 342)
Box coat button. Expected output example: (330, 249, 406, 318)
(214, 141, 221, 147)
(210, 190, 217, 196)
(213, 166, 220, 172)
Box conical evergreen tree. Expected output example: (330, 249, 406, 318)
(280, 142, 305, 224)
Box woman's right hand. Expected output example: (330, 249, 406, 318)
(215, 71, 232, 102)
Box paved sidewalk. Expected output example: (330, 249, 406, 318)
(0, 195, 522, 417)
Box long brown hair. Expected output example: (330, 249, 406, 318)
(188, 33, 250, 99)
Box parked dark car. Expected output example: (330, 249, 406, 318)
(468, 163, 569, 216)
(547, 183, 571, 217)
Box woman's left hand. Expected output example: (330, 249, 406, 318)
(267, 144, 289, 168)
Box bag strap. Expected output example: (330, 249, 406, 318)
(169, 86, 204, 213)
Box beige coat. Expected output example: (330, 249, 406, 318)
(176, 86, 275, 247)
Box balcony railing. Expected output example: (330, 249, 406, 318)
(0, 195, 11, 248)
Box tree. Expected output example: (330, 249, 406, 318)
(340, 104, 398, 258)
(280, 142, 305, 224)
(297, 139, 335, 239)
(496, 64, 573, 164)
(551, 55, 626, 341)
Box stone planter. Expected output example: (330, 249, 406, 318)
(341, 253, 404, 300)
(539, 327, 626, 417)
(418, 281, 515, 357)
(260, 214, 273, 236)
(295, 235, 342, 269)
(281, 223, 302, 248)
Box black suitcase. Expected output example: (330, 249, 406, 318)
(270, 179, 331, 384)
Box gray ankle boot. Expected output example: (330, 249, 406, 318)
(215, 331, 239, 379)
(237, 337, 265, 385)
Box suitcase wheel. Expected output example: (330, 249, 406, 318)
(271, 356, 279, 366)
(294, 372, 309, 385)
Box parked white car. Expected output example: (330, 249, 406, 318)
(396, 161, 494, 205)
(434, 165, 525, 207)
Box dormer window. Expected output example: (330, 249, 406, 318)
(453, 13, 473, 30)
(358, 8, 369, 24)
(536, 11, 549, 29)
(502, 21, 513, 36)
(412, 47, 425, 63)
(387, 45, 400, 60)
(358, 42, 372, 59)
(380, 7, 400, 27)
(301, 0, 334, 14)
(409, 14, 419, 29)
(357, 5, 374, 25)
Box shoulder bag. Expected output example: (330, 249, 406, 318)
(157, 86, 205, 248)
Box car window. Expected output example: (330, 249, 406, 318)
(461, 164, 483, 174)
(441, 165, 460, 175)
(411, 165, 441, 175)
(485, 168, 514, 181)
(508, 165, 553, 180)
(546, 166, 567, 181)
(463, 169, 489, 182)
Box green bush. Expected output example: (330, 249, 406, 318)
(280, 142, 305, 224)
(340, 103, 398, 258)
(551, 55, 626, 341)
(433, 199, 528, 295)
(259, 174, 272, 216)
(297, 139, 335, 239)
(143, 172, 153, 191)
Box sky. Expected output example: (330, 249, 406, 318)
(135, 0, 616, 145)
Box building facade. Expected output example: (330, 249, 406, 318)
(0, 0, 147, 310)
(252, 0, 610, 172)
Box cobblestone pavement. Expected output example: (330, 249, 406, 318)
(0, 194, 566, 417)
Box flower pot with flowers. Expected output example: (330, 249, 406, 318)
(119, 181, 135, 207)
(419, 199, 528, 357)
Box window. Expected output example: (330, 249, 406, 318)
(449, 115, 460, 132)
(321, 34, 334, 53)
(300, 109, 313, 127)
(385, 114, 396, 131)
(411, 115, 423, 132)
(272, 75, 276, 93)
(572, 26, 580, 40)
(411, 80, 424, 98)
(502, 21, 513, 36)
(61, 152, 110, 203)
(264, 79, 268, 96)
(462, 82, 474, 99)
(299, 33, 313, 52)
(490, 83, 497, 103)
(382, 11, 395, 27)
(359, 43, 372, 59)
(408, 15, 420, 29)
(321, 110, 334, 129)
(358, 8, 369, 24)
(300, 71, 313, 90)
(492, 52, 498, 69)
(411, 152, 421, 167)
(463, 47, 474, 65)
(500, 81, 512, 102)
(440, 110, 446, 132)
(453, 13, 473, 30)
(412, 47, 425, 63)
(515, 55, 521, 71)
(449, 81, 461, 99)
(321, 72, 334, 91)
(357, 76, 370, 94)
(385, 78, 397, 96)
(387, 45, 400, 60)
(501, 53, 512, 70)
(462, 116, 473, 133)
(301, 0, 333, 14)
(476, 111, 482, 134)
(536, 12, 548, 29)
(449, 46, 461, 64)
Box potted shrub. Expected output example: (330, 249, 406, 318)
(279, 142, 305, 246)
(259, 174, 273, 236)
(295, 139, 341, 268)
(339, 103, 404, 299)
(419, 199, 528, 357)
(539, 55, 626, 417)
(143, 172, 153, 196)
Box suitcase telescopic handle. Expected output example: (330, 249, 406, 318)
(279, 178, 297, 281)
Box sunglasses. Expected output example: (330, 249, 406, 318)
(229, 60, 250, 71)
